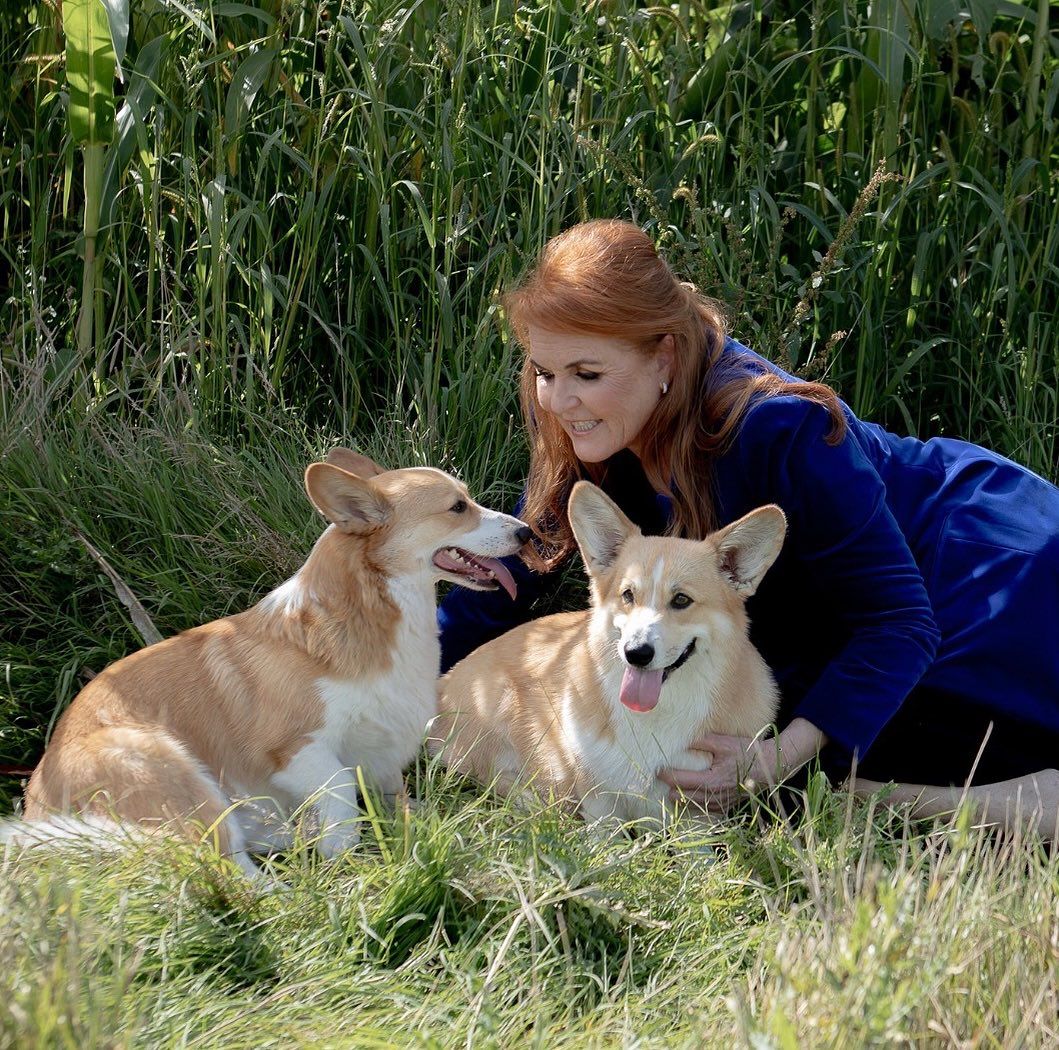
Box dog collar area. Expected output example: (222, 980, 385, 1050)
(661, 639, 696, 681)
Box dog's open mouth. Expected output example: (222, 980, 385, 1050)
(433, 547, 517, 599)
(619, 639, 696, 713)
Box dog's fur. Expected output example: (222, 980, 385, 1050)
(431, 481, 785, 829)
(9, 449, 528, 877)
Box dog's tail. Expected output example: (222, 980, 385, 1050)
(0, 814, 142, 853)
(0, 815, 279, 889)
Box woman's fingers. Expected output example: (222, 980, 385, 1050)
(657, 767, 713, 790)
(687, 732, 741, 754)
(661, 770, 745, 814)
(670, 784, 739, 814)
(659, 734, 770, 816)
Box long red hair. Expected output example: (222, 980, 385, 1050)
(504, 219, 846, 570)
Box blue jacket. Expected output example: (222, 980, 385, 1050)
(438, 339, 1059, 760)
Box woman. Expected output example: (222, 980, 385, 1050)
(438, 219, 1059, 835)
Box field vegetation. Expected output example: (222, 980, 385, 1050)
(1, 0, 1058, 1045)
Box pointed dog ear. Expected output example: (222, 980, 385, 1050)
(568, 481, 639, 575)
(304, 463, 392, 534)
(325, 447, 385, 478)
(713, 504, 787, 597)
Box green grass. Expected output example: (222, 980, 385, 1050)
(3, 767, 1058, 1048)
(2, 0, 1059, 1043)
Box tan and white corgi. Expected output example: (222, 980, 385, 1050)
(431, 481, 785, 830)
(7, 449, 530, 878)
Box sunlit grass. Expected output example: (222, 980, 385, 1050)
(2, 764, 1057, 1048)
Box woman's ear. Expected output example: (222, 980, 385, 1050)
(656, 334, 675, 388)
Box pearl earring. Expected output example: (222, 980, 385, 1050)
(660, 381, 669, 396)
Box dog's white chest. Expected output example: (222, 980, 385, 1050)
(575, 663, 713, 807)
(258, 572, 443, 823)
(315, 575, 439, 762)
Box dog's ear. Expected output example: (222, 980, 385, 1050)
(325, 447, 385, 478)
(568, 481, 639, 574)
(712, 504, 787, 597)
(304, 463, 393, 534)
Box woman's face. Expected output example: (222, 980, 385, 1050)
(527, 325, 674, 463)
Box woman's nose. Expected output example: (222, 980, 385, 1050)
(548, 377, 579, 412)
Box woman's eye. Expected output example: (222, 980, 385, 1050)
(450, 500, 467, 514)
(534, 369, 552, 381)
(621, 589, 634, 605)
(576, 371, 600, 381)
(670, 593, 693, 609)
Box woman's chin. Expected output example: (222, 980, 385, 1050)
(564, 422, 625, 462)
(570, 438, 614, 463)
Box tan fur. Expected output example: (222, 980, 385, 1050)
(433, 611, 594, 802)
(26, 527, 403, 821)
(433, 482, 785, 826)
(21, 452, 529, 865)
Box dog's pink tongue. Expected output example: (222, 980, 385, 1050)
(477, 557, 518, 601)
(619, 666, 664, 712)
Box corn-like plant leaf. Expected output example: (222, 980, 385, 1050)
(100, 0, 129, 81)
(100, 34, 167, 232)
(165, 0, 216, 44)
(919, 0, 962, 41)
(63, 0, 117, 147)
(968, 0, 1001, 35)
(213, 3, 276, 28)
(996, 0, 1041, 22)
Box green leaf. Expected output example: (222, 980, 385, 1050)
(63, 0, 117, 147)
(100, 34, 167, 234)
(224, 49, 277, 176)
(968, 0, 1001, 36)
(996, 1, 1040, 24)
(99, 0, 129, 81)
(918, 0, 962, 40)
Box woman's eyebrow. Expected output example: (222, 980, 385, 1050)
(528, 358, 603, 370)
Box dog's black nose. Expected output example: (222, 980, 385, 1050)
(624, 642, 654, 667)
(515, 525, 533, 545)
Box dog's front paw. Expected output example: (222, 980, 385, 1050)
(384, 789, 420, 813)
(317, 822, 361, 859)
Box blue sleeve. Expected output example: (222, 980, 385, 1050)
(735, 397, 942, 758)
(437, 548, 554, 672)
(437, 490, 562, 672)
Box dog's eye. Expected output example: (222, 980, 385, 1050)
(621, 588, 634, 605)
(450, 499, 467, 514)
(670, 592, 693, 609)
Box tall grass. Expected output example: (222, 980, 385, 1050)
(2, 0, 1057, 459)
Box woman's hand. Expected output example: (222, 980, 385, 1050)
(658, 718, 828, 814)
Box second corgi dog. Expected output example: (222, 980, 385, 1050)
(431, 481, 785, 830)
(12, 450, 530, 877)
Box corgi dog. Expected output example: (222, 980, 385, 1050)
(430, 481, 785, 830)
(8, 449, 530, 878)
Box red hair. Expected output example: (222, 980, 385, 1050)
(504, 219, 846, 570)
